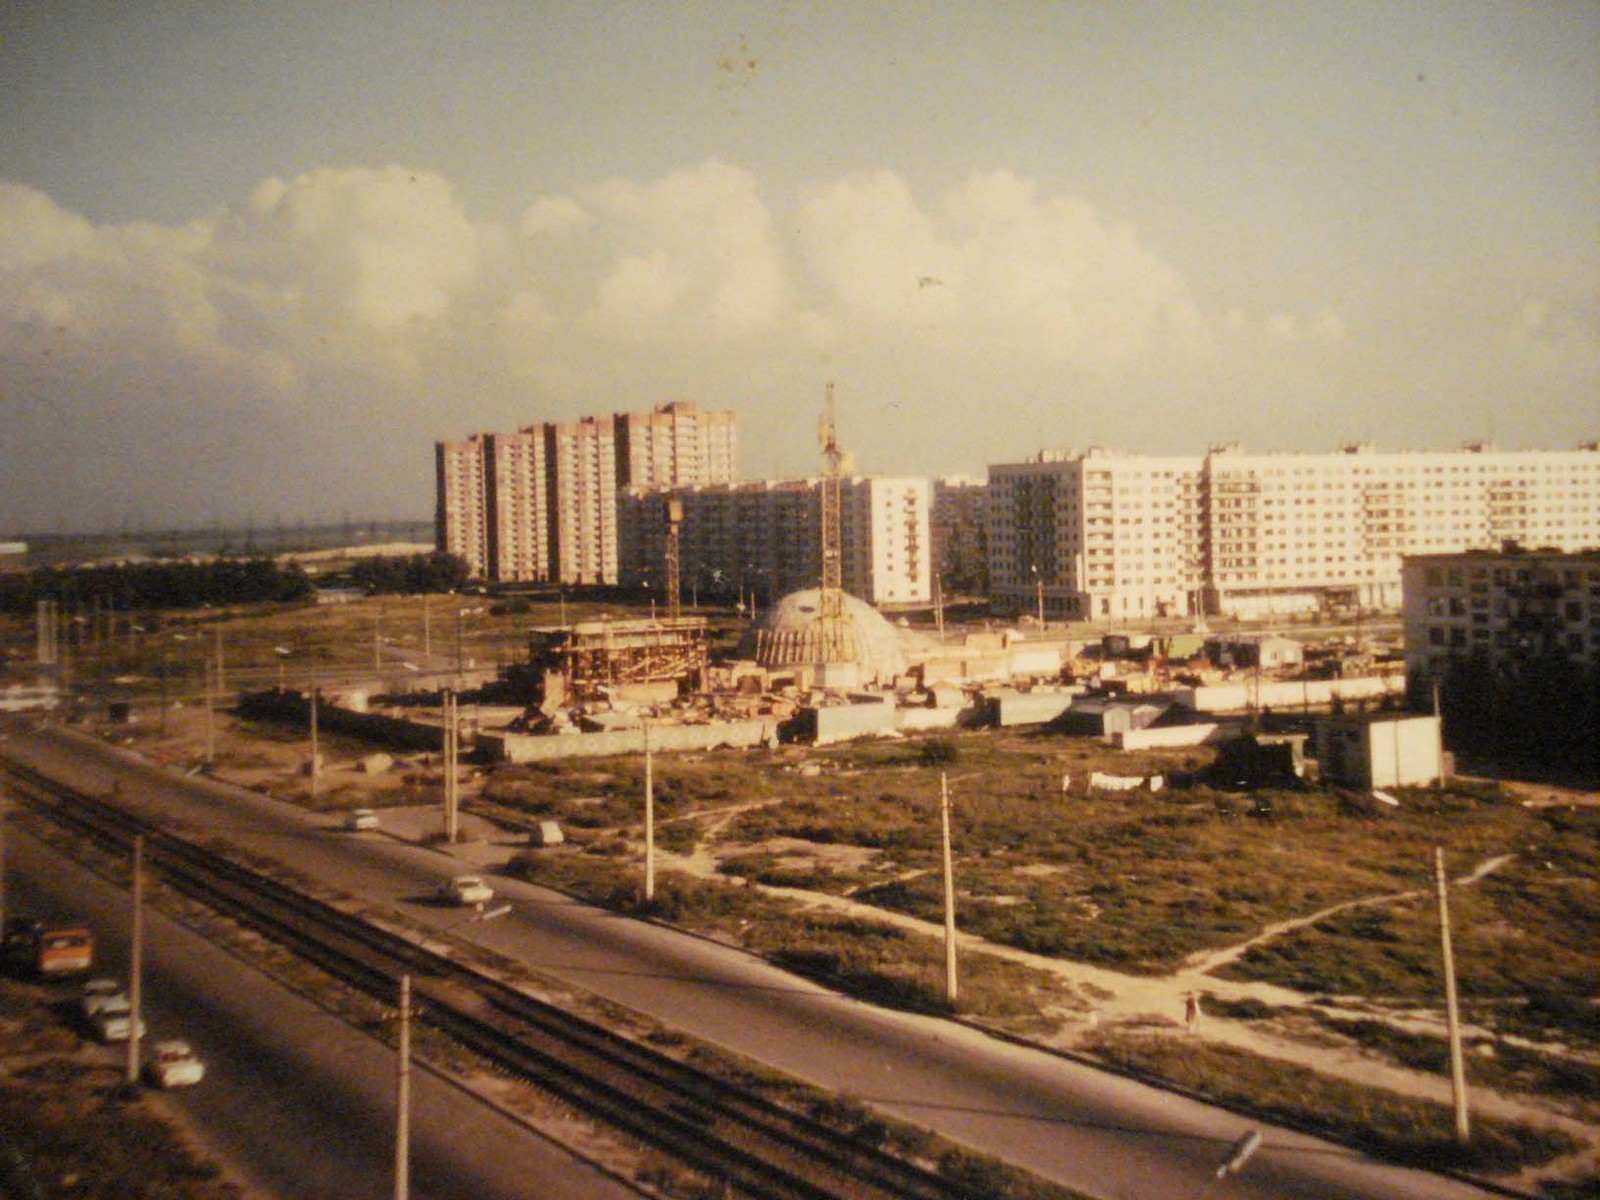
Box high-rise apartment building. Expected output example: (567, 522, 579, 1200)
(435, 437, 489, 578)
(987, 442, 1600, 621)
(620, 476, 932, 608)
(435, 401, 737, 585)
(615, 401, 738, 493)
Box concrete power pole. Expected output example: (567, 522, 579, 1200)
(126, 835, 145, 1087)
(442, 691, 459, 843)
(394, 973, 411, 1200)
(1435, 846, 1471, 1144)
(644, 719, 656, 903)
(941, 772, 957, 1005)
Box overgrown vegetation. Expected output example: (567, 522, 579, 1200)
(1083, 1030, 1580, 1173)
(0, 982, 238, 1200)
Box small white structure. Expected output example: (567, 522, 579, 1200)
(1314, 713, 1443, 789)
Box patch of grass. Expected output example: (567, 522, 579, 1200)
(1083, 1030, 1578, 1173)
(0, 1079, 238, 1199)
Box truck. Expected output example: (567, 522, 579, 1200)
(3, 919, 95, 977)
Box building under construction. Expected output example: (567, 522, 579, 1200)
(524, 616, 708, 707)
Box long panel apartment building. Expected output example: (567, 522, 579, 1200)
(620, 476, 932, 608)
(435, 401, 737, 585)
(987, 442, 1600, 622)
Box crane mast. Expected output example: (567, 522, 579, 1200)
(816, 382, 850, 663)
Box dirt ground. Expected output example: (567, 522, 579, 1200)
(104, 702, 1600, 1192)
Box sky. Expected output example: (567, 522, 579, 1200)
(2, 2, 1596, 534)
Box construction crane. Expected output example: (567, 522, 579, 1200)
(816, 383, 851, 663)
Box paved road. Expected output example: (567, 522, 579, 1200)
(1, 720, 1512, 1200)
(2, 807, 643, 1200)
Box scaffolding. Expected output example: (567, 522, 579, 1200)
(528, 617, 708, 699)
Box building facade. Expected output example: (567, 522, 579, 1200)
(435, 402, 738, 585)
(620, 476, 932, 608)
(930, 476, 989, 598)
(987, 442, 1600, 621)
(1402, 549, 1600, 689)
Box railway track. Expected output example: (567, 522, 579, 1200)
(0, 755, 972, 1200)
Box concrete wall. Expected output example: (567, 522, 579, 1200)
(983, 688, 1083, 727)
(812, 702, 901, 745)
(481, 718, 775, 762)
(1175, 674, 1402, 714)
(1112, 723, 1236, 750)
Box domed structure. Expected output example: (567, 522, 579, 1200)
(739, 588, 908, 685)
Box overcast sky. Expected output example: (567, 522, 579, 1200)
(2, 2, 1596, 534)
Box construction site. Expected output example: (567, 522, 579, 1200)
(214, 387, 1408, 776)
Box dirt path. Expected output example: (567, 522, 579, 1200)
(654, 834, 1587, 1142)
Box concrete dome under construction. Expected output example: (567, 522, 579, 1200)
(740, 588, 908, 685)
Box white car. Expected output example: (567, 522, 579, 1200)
(344, 808, 379, 832)
(79, 977, 124, 1021)
(143, 1039, 205, 1088)
(93, 995, 147, 1043)
(438, 874, 494, 906)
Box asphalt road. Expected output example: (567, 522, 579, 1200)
(1, 719, 1510, 1200)
(2, 815, 643, 1200)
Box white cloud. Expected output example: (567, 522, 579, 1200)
(11, 159, 1567, 530)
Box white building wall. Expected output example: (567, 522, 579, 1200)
(987, 443, 1600, 620)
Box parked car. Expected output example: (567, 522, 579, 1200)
(93, 996, 146, 1043)
(344, 808, 379, 832)
(79, 978, 124, 1021)
(143, 1039, 205, 1088)
(437, 874, 494, 906)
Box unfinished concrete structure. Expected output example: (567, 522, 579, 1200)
(525, 617, 709, 706)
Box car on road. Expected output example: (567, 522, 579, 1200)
(437, 874, 494, 906)
(143, 1039, 205, 1088)
(92, 995, 147, 1043)
(343, 807, 379, 832)
(79, 977, 124, 1020)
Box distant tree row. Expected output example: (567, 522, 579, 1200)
(346, 552, 469, 595)
(0, 557, 314, 615)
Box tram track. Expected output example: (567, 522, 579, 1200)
(0, 754, 970, 1200)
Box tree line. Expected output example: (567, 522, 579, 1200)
(0, 552, 468, 615)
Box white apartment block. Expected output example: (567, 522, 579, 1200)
(435, 437, 489, 578)
(621, 476, 932, 608)
(435, 402, 738, 586)
(987, 442, 1600, 621)
(1402, 550, 1600, 687)
(616, 401, 738, 492)
(548, 416, 618, 586)
(988, 449, 1206, 622)
(484, 428, 550, 584)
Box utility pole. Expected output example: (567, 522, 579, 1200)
(203, 661, 215, 766)
(644, 719, 656, 903)
(442, 691, 458, 843)
(126, 835, 145, 1087)
(1435, 847, 1471, 1144)
(934, 574, 945, 643)
(214, 626, 225, 692)
(308, 667, 320, 800)
(940, 772, 957, 1005)
(394, 974, 412, 1200)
